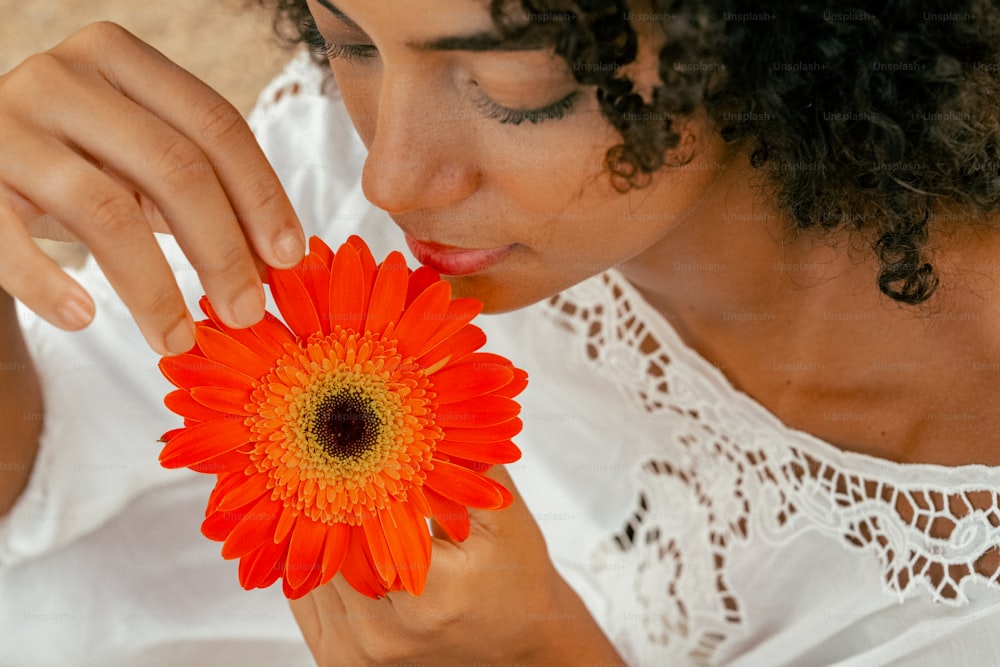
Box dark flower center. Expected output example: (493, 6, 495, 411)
(310, 390, 380, 461)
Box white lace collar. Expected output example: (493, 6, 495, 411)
(541, 268, 1000, 663)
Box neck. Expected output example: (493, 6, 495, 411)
(619, 149, 878, 353)
(618, 147, 1000, 465)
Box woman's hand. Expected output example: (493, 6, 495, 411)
(0, 22, 305, 355)
(290, 467, 625, 666)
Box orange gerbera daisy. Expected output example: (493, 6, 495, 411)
(158, 236, 525, 600)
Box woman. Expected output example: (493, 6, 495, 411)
(1, 0, 999, 664)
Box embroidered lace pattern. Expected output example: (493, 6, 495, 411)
(543, 270, 1000, 665)
(250, 50, 329, 119)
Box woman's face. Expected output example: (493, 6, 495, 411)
(306, 0, 735, 312)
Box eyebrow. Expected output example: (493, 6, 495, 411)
(315, 0, 553, 52)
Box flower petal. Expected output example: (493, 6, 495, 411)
(285, 517, 327, 590)
(284, 562, 324, 600)
(404, 265, 441, 307)
(298, 251, 333, 335)
(495, 367, 528, 399)
(328, 241, 367, 334)
(198, 295, 225, 326)
(206, 471, 252, 515)
(435, 395, 521, 428)
(202, 504, 246, 542)
(159, 419, 252, 469)
(164, 389, 220, 422)
(405, 299, 482, 360)
(442, 418, 522, 443)
(434, 439, 522, 464)
(424, 459, 512, 510)
(365, 251, 408, 335)
(191, 449, 249, 475)
(340, 525, 388, 599)
(214, 469, 271, 513)
(420, 486, 470, 542)
(190, 386, 252, 416)
(274, 504, 297, 545)
(198, 296, 284, 361)
(361, 510, 396, 586)
(308, 236, 334, 266)
(196, 326, 273, 380)
(250, 312, 296, 355)
(416, 324, 487, 371)
(379, 501, 431, 595)
(268, 264, 322, 339)
(239, 534, 288, 590)
(221, 495, 281, 559)
(158, 427, 185, 443)
(392, 280, 453, 359)
(429, 362, 514, 404)
(319, 522, 351, 586)
(160, 354, 257, 392)
(346, 235, 377, 291)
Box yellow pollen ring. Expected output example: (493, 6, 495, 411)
(245, 328, 442, 525)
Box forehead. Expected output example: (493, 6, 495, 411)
(315, 0, 498, 35)
(315, 0, 566, 54)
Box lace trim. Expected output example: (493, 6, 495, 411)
(249, 50, 331, 121)
(544, 270, 1000, 661)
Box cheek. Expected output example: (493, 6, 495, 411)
(489, 114, 617, 213)
(486, 131, 654, 262)
(479, 119, 629, 265)
(494, 112, 722, 270)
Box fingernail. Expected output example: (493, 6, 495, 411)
(274, 229, 305, 266)
(164, 318, 195, 355)
(56, 297, 93, 330)
(231, 285, 264, 327)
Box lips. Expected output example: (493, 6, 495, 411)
(405, 235, 514, 277)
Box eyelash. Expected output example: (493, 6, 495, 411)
(303, 20, 375, 63)
(303, 19, 578, 126)
(322, 43, 379, 63)
(473, 90, 579, 125)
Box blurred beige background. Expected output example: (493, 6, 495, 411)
(0, 0, 296, 265)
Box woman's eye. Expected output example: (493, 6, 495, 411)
(320, 43, 379, 63)
(475, 91, 579, 126)
(302, 19, 377, 63)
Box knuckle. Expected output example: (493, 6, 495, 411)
(360, 641, 409, 665)
(82, 189, 141, 233)
(416, 606, 468, 635)
(69, 21, 131, 50)
(197, 241, 252, 277)
(193, 99, 247, 145)
(137, 287, 185, 325)
(241, 171, 286, 217)
(0, 53, 65, 103)
(0, 255, 38, 294)
(11, 51, 61, 78)
(151, 139, 211, 192)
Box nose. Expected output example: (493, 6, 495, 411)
(361, 71, 480, 215)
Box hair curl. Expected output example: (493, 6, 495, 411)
(261, 0, 1000, 306)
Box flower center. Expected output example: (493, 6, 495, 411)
(310, 389, 381, 461)
(291, 369, 400, 477)
(245, 328, 442, 525)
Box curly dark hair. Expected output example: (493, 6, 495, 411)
(259, 0, 1000, 306)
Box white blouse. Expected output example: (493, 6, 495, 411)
(1, 52, 998, 666)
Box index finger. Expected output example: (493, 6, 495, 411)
(88, 24, 307, 270)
